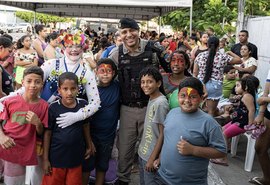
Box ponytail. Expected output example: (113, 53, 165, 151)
(203, 37, 219, 84)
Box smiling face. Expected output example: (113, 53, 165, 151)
(65, 44, 83, 61)
(96, 63, 115, 86)
(170, 53, 186, 74)
(120, 28, 140, 49)
(240, 45, 251, 57)
(140, 74, 161, 99)
(58, 79, 78, 108)
(178, 87, 202, 113)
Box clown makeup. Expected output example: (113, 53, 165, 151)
(178, 87, 202, 113)
(96, 64, 115, 87)
(97, 64, 113, 75)
(170, 53, 186, 74)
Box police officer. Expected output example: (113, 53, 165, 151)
(109, 18, 167, 185)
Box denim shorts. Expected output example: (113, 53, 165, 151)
(82, 140, 114, 172)
(205, 80, 222, 100)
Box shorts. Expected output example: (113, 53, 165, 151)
(41, 165, 82, 185)
(205, 80, 222, 100)
(82, 140, 114, 172)
(2, 160, 25, 185)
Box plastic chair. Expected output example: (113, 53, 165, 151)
(230, 132, 256, 172)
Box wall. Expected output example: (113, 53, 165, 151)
(246, 16, 270, 89)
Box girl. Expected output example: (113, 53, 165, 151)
(14, 35, 38, 89)
(32, 24, 47, 66)
(211, 76, 257, 166)
(138, 66, 169, 185)
(43, 32, 62, 61)
(193, 36, 241, 116)
(234, 44, 258, 76)
(190, 32, 208, 73)
(162, 50, 191, 97)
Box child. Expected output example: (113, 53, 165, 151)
(154, 77, 226, 185)
(162, 50, 191, 97)
(0, 66, 48, 185)
(138, 66, 169, 185)
(42, 72, 93, 185)
(82, 58, 120, 185)
(222, 65, 238, 99)
(211, 76, 257, 166)
(14, 35, 38, 89)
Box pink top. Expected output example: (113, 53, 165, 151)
(0, 95, 48, 165)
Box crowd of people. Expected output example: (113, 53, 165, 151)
(0, 17, 269, 185)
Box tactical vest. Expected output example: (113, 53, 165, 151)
(118, 41, 159, 105)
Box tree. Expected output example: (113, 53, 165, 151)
(161, 0, 270, 36)
(15, 11, 74, 26)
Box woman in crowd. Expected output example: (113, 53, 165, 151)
(44, 32, 63, 61)
(32, 24, 47, 66)
(193, 36, 241, 116)
(234, 44, 258, 76)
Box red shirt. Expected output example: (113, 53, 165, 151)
(169, 41, 177, 52)
(0, 95, 48, 165)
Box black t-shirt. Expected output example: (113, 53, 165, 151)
(47, 99, 88, 168)
(0, 65, 13, 95)
(231, 42, 258, 60)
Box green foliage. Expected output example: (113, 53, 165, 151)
(15, 11, 74, 25)
(161, 0, 270, 37)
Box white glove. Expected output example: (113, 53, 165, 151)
(56, 111, 84, 128)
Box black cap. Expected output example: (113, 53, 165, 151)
(119, 18, 139, 30)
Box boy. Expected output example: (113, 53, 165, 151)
(154, 77, 227, 185)
(42, 72, 93, 185)
(0, 66, 48, 185)
(222, 65, 237, 99)
(138, 66, 169, 185)
(82, 58, 120, 185)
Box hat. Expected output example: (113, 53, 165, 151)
(119, 18, 139, 30)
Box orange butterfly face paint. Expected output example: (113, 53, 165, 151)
(97, 64, 113, 75)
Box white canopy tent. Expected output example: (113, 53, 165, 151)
(0, 0, 193, 32)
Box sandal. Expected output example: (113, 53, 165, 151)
(249, 177, 265, 185)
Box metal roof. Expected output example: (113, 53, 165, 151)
(0, 0, 193, 20)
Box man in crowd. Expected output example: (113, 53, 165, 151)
(231, 30, 258, 60)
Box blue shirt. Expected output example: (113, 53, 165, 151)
(48, 99, 88, 168)
(158, 108, 226, 185)
(101, 45, 116, 58)
(90, 81, 120, 142)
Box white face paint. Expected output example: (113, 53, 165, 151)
(65, 45, 83, 62)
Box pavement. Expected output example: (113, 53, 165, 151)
(129, 134, 264, 185)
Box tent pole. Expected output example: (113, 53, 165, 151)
(189, 1, 193, 36)
(158, 16, 161, 35)
(33, 3, 36, 26)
